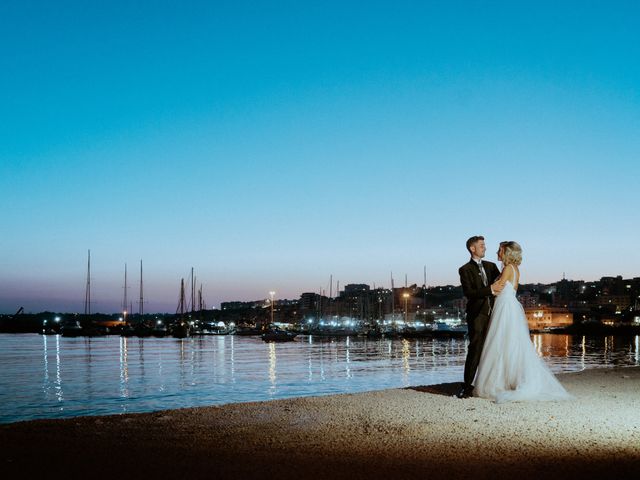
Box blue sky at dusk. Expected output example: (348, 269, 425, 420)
(1, 1, 639, 313)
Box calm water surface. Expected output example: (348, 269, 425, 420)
(0, 333, 638, 424)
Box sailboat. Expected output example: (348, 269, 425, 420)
(171, 278, 190, 338)
(121, 263, 137, 337)
(63, 250, 91, 337)
(151, 319, 168, 337)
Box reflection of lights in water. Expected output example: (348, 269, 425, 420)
(138, 340, 145, 378)
(565, 335, 569, 358)
(43, 334, 49, 389)
(119, 337, 129, 398)
(230, 335, 235, 383)
(402, 339, 410, 384)
(178, 340, 187, 389)
(635, 336, 639, 364)
(533, 334, 542, 356)
(442, 339, 451, 367)
(345, 336, 352, 378)
(431, 340, 436, 368)
(216, 335, 225, 376)
(581, 336, 586, 370)
(268, 343, 277, 395)
(191, 340, 196, 385)
(84, 338, 93, 398)
(55, 334, 63, 403)
(158, 343, 165, 392)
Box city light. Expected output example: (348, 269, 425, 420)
(269, 291, 276, 324)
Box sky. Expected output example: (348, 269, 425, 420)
(1, 1, 639, 313)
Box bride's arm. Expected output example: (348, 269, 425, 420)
(493, 265, 513, 287)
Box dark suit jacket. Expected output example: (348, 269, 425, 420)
(459, 259, 501, 319)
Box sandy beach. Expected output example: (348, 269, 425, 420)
(2, 366, 639, 479)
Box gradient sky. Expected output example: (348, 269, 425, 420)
(1, 1, 639, 313)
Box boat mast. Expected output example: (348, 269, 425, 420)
(84, 249, 91, 315)
(190, 267, 195, 313)
(329, 274, 333, 318)
(180, 278, 185, 321)
(123, 263, 128, 316)
(423, 265, 427, 310)
(390, 272, 395, 321)
(139, 260, 144, 316)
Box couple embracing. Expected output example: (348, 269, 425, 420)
(457, 236, 572, 403)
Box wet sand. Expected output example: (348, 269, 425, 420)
(2, 367, 639, 479)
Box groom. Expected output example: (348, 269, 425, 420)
(456, 235, 503, 399)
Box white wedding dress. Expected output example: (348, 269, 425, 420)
(474, 266, 573, 403)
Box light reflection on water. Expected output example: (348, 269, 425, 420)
(1, 333, 638, 424)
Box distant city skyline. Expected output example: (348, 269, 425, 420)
(2, 1, 639, 313)
(1, 261, 637, 315)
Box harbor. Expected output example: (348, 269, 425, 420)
(3, 0, 640, 477)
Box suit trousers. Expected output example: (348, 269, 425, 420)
(464, 311, 491, 386)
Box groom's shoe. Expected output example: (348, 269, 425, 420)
(456, 384, 474, 399)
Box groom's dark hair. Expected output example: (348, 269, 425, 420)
(466, 235, 484, 253)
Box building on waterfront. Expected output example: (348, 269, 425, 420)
(595, 295, 632, 313)
(337, 284, 372, 320)
(524, 306, 573, 331)
(342, 284, 370, 296)
(221, 301, 263, 310)
(299, 292, 330, 319)
(299, 293, 319, 311)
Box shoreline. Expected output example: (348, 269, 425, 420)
(2, 367, 639, 479)
(2, 327, 640, 335)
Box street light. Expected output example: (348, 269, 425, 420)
(403, 292, 410, 324)
(269, 291, 276, 325)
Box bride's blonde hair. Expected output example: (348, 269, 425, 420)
(500, 241, 522, 266)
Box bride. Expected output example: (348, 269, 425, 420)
(473, 241, 573, 403)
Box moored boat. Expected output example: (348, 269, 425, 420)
(151, 321, 168, 338)
(235, 326, 263, 336)
(61, 321, 83, 337)
(261, 327, 297, 342)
